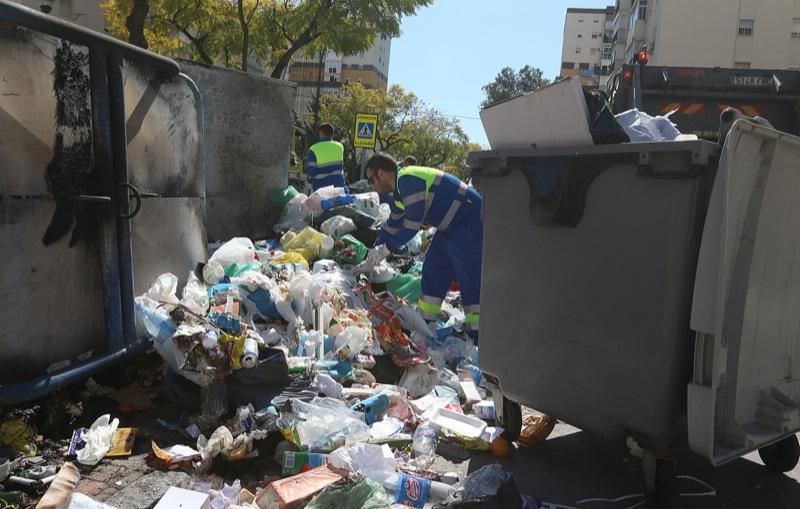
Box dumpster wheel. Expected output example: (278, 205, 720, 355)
(759, 434, 800, 472)
(500, 397, 522, 442)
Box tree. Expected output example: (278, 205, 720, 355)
(101, 0, 432, 76)
(480, 65, 550, 109)
(317, 83, 476, 181)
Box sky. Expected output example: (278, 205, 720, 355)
(388, 0, 612, 147)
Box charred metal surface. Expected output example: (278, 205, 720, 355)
(42, 40, 93, 246)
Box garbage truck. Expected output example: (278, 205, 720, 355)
(468, 116, 800, 507)
(608, 63, 800, 140)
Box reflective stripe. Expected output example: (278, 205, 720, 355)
(383, 225, 400, 235)
(465, 312, 479, 324)
(420, 295, 444, 305)
(403, 191, 426, 206)
(417, 298, 443, 315)
(403, 218, 422, 230)
(438, 200, 462, 231)
(464, 304, 480, 313)
(316, 161, 343, 169)
(465, 321, 480, 331)
(390, 211, 404, 221)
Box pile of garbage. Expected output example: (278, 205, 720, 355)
(0, 184, 548, 509)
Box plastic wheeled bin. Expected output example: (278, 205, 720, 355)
(469, 123, 800, 504)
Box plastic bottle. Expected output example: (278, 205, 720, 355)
(136, 302, 177, 344)
(326, 326, 369, 361)
(382, 473, 454, 508)
(350, 394, 389, 425)
(333, 235, 368, 265)
(411, 424, 439, 469)
(320, 194, 354, 211)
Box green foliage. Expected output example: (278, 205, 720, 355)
(101, 0, 432, 76)
(317, 83, 476, 181)
(480, 65, 550, 109)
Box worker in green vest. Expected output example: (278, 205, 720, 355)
(306, 123, 347, 190)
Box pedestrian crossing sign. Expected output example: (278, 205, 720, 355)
(354, 113, 378, 149)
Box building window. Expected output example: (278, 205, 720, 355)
(592, 32, 599, 39)
(576, 47, 581, 54)
(792, 18, 800, 38)
(738, 18, 754, 36)
(328, 67, 336, 73)
(734, 61, 751, 69)
(578, 18, 584, 22)
(577, 33, 583, 38)
(594, 19, 599, 23)
(579, 63, 590, 69)
(562, 61, 575, 69)
(329, 76, 336, 82)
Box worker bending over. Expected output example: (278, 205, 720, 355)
(358, 153, 483, 341)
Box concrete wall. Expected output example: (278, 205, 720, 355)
(180, 60, 296, 241)
(561, 9, 607, 86)
(0, 25, 204, 382)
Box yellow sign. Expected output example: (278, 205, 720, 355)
(353, 113, 378, 149)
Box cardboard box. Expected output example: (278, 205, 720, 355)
(256, 464, 345, 509)
(480, 77, 593, 150)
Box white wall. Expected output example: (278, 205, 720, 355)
(562, 10, 607, 65)
(650, 0, 800, 69)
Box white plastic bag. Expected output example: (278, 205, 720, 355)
(274, 193, 311, 233)
(320, 216, 357, 238)
(328, 443, 397, 484)
(615, 108, 686, 142)
(368, 261, 397, 284)
(331, 326, 370, 360)
(76, 414, 120, 466)
(313, 373, 344, 399)
(399, 363, 439, 398)
(181, 271, 209, 316)
(208, 238, 256, 267)
(351, 192, 381, 218)
(145, 273, 180, 307)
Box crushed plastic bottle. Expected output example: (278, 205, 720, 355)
(411, 424, 439, 469)
(382, 473, 454, 508)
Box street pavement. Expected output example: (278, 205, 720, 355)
(435, 419, 800, 508)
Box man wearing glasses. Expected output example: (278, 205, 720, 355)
(358, 153, 483, 342)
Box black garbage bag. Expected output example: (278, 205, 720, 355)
(227, 347, 293, 409)
(584, 89, 630, 145)
(315, 205, 378, 231)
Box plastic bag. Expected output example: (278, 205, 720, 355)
(333, 235, 368, 265)
(274, 193, 311, 233)
(209, 238, 257, 267)
(282, 226, 328, 262)
(614, 108, 683, 142)
(181, 271, 209, 316)
(273, 251, 310, 270)
(294, 402, 371, 452)
(145, 273, 180, 308)
(399, 363, 438, 398)
(327, 443, 397, 484)
(330, 326, 370, 360)
(76, 414, 120, 466)
(584, 89, 630, 145)
(270, 185, 299, 210)
(306, 475, 393, 509)
(376, 203, 391, 226)
(320, 216, 357, 239)
(351, 192, 381, 218)
(369, 261, 397, 285)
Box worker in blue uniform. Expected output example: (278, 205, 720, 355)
(357, 153, 483, 341)
(305, 123, 346, 190)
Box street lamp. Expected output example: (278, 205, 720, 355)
(39, 0, 54, 13)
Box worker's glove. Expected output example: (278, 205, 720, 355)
(354, 244, 390, 276)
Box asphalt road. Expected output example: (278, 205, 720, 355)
(434, 419, 800, 509)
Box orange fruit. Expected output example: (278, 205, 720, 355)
(490, 437, 512, 458)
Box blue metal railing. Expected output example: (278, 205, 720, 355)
(0, 0, 180, 404)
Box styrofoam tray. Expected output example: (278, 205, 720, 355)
(429, 407, 487, 439)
